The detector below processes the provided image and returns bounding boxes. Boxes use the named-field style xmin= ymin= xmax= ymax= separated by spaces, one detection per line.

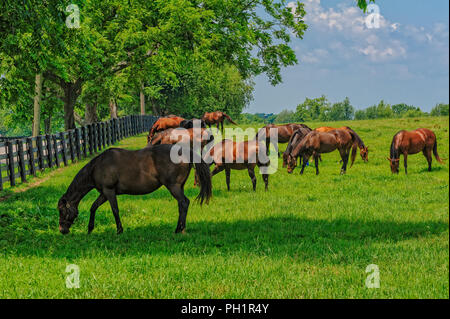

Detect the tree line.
xmin=266 ymin=96 xmax=449 ymax=124
xmin=0 ymin=0 xmax=310 ymax=136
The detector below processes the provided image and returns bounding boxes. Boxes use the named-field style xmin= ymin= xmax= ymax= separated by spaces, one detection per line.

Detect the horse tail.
xmin=223 ymin=113 xmax=237 ymax=125
xmin=433 ymin=139 xmax=444 ymax=164
xmin=350 ymin=143 xmax=358 ymax=168
xmin=190 ymin=150 xmax=212 ymax=205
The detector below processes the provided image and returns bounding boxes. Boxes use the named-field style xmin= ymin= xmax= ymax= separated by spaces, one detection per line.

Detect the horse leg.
xmin=103 ymin=188 xmax=123 ymax=234
xmin=339 ymin=149 xmax=348 ymax=175
xmin=248 ymin=166 xmax=257 ymax=191
xmin=262 ymin=173 xmax=269 ymax=191
xmin=221 ymin=121 xmax=224 ymax=135
xmin=423 ymin=148 xmax=432 ymax=171
xmin=216 ymin=122 xmax=220 ymax=134
xmin=211 ymin=165 xmax=224 ymax=177
xmin=225 ymin=166 xmax=231 ymax=191
xmin=300 ymin=155 xmax=308 ymax=175
xmin=403 ymin=152 xmax=408 ymax=174
xmin=88 ymin=193 xmax=107 ymax=234
xmin=315 ymin=155 xmax=320 ymax=175
xmin=167 ymin=184 xmax=190 ymax=234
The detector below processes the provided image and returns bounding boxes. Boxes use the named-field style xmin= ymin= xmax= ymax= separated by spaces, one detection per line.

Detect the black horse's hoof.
xmin=117 ymin=228 xmax=123 ymax=235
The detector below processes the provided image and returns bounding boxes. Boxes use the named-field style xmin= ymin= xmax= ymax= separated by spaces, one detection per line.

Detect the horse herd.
xmin=58 ymin=111 xmax=444 ymax=236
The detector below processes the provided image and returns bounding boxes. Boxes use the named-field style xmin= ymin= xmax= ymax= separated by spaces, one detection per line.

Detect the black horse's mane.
xmin=64 ymin=153 xmax=103 ymax=198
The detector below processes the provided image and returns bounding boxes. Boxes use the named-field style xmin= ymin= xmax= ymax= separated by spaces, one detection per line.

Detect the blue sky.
xmin=248 ymin=0 xmax=449 ymax=113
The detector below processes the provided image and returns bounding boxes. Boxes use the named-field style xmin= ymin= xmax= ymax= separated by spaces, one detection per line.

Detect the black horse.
xmin=58 ymin=144 xmax=212 ymax=235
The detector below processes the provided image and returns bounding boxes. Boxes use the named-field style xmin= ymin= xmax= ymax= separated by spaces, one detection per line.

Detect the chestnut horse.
xmin=57 ymin=145 xmax=212 ymax=235
xmin=388 ymin=128 xmax=444 ymax=174
xmin=148 ymin=116 xmax=185 ymax=141
xmin=149 ymin=127 xmax=214 ymax=150
xmin=202 ymin=111 xmax=237 ymax=134
xmin=204 ymin=139 xmax=270 ymax=191
xmin=315 ymin=126 xmax=368 ymax=164
xmin=286 ymin=130 xmax=356 ymax=175
xmin=256 ymin=123 xmax=312 ymax=156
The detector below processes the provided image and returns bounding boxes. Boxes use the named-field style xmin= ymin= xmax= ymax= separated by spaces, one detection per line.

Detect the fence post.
xmin=52 ymin=135 xmax=60 ymax=168
xmin=60 ymin=132 xmax=68 ymax=166
xmin=16 ymin=139 xmax=27 ymax=183
xmin=6 ymin=141 xmax=15 ymax=187
xmin=87 ymin=124 xmax=93 ymax=154
xmin=81 ymin=126 xmax=87 ymax=158
xmin=26 ymin=138 xmax=36 ymax=177
xmin=75 ymin=128 xmax=81 ymax=160
xmin=68 ymin=130 xmax=76 ymax=163
xmin=36 ymin=135 xmax=45 ymax=171
xmin=45 ymin=134 xmax=53 ymax=168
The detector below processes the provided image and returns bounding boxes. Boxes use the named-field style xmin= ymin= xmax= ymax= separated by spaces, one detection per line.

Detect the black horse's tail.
xmin=433 ymin=139 xmax=444 ymax=164
xmin=190 ymin=149 xmax=212 ymax=205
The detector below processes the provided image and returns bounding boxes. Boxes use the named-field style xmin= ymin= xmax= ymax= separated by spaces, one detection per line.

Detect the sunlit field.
xmin=0 ymin=116 xmax=448 ymax=298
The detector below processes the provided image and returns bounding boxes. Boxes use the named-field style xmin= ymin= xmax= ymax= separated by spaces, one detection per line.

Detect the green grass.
xmin=0 ymin=117 xmax=448 ymax=298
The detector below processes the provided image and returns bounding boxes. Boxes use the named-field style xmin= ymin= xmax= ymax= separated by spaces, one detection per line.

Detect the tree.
xmin=328 ymin=97 xmax=354 ymax=121
xmin=295 ymin=95 xmax=330 ymax=122
xmin=431 ymin=103 xmax=449 ymax=116
xmin=275 ymin=109 xmax=296 ymax=124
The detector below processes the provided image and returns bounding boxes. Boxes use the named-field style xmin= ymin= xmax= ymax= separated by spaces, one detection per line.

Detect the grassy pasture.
xmin=0 ymin=117 xmax=448 ymax=298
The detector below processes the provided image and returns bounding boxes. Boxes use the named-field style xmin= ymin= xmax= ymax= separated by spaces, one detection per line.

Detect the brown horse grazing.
xmin=202 ymin=111 xmax=237 ymax=134
xmin=179 ymin=119 xmax=207 ymax=129
xmin=148 ymin=116 xmax=185 ymax=141
xmin=203 ymin=139 xmax=270 ymax=191
xmin=149 ymin=127 xmax=214 ymax=150
xmin=282 ymin=127 xmax=313 ymax=168
xmin=388 ymin=128 xmax=444 ymax=174
xmin=256 ymin=123 xmax=312 ymax=156
xmin=315 ymin=126 xmax=369 ymax=164
xmin=287 ymin=130 xmax=356 ymax=175
xmin=57 ymin=145 xmax=212 ymax=235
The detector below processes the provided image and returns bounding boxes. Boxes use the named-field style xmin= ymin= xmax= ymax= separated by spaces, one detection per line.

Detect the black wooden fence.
xmin=0 ymin=115 xmax=157 ymax=191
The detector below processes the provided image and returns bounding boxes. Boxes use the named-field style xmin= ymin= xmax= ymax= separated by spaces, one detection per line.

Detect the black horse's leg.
xmin=211 ymin=165 xmax=224 ymax=177
xmin=262 ymin=173 xmax=269 ymax=191
xmin=315 ymin=155 xmax=320 ymax=175
xmin=103 ymin=188 xmax=123 ymax=234
xmin=339 ymin=149 xmax=348 ymax=175
xmin=216 ymin=122 xmax=220 ymax=134
xmin=221 ymin=121 xmax=224 ymax=135
xmin=248 ymin=166 xmax=257 ymax=191
xmin=88 ymin=193 xmax=107 ymax=234
xmin=403 ymin=152 xmax=408 ymax=175
xmin=167 ymin=184 xmax=190 ymax=234
xmin=225 ymin=167 xmax=231 ymax=191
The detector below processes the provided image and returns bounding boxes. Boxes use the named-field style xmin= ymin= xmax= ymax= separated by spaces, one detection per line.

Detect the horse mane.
xmin=345 ymin=126 xmax=365 ymax=148
xmin=390 ymin=131 xmax=404 ymax=159
xmin=64 ymin=153 xmax=102 ymax=200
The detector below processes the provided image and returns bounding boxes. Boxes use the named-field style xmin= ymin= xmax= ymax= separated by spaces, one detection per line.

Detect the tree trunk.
xmin=32 ymin=73 xmax=43 ymax=136
xmin=140 ymin=84 xmax=145 ymax=115
xmin=109 ymin=98 xmax=118 ymax=119
xmin=62 ymin=80 xmax=82 ymax=131
xmin=44 ymin=116 xmax=51 ymax=135
xmin=85 ymin=103 xmax=98 ymax=124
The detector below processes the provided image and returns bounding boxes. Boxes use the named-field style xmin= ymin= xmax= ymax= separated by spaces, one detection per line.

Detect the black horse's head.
xmin=58 ymin=196 xmax=78 ymax=234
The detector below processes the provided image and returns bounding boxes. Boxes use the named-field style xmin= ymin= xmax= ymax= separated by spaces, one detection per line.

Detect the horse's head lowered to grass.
xmin=58 ymin=196 xmax=78 ymax=235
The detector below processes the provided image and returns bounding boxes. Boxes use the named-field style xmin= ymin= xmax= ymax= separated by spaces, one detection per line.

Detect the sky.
xmin=248 ymin=0 xmax=449 ymax=113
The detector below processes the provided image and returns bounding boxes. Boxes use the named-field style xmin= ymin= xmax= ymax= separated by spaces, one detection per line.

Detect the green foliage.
xmin=431 ymin=103 xmax=449 ymax=117
xmin=275 ymin=109 xmax=296 ymax=124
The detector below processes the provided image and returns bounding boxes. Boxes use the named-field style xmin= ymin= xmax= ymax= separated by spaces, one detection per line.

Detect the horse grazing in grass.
xmin=148 ymin=116 xmax=185 ymax=141
xmin=149 ymin=127 xmax=214 ymax=150
xmin=315 ymin=126 xmax=369 ymax=164
xmin=57 ymin=145 xmax=212 ymax=235
xmin=388 ymin=128 xmax=444 ymax=174
xmin=256 ymin=123 xmax=312 ymax=156
xmin=286 ymin=130 xmax=356 ymax=175
xmin=203 ymin=139 xmax=270 ymax=191
xmin=202 ymin=111 xmax=237 ymax=134
xmin=282 ymin=127 xmax=313 ymax=168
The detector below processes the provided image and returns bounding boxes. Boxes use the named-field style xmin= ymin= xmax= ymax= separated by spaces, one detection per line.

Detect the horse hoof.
xmin=117 ymin=228 xmax=123 ymax=235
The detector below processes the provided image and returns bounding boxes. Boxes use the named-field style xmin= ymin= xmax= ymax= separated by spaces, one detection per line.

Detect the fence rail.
xmin=0 ymin=114 xmax=157 ymax=191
